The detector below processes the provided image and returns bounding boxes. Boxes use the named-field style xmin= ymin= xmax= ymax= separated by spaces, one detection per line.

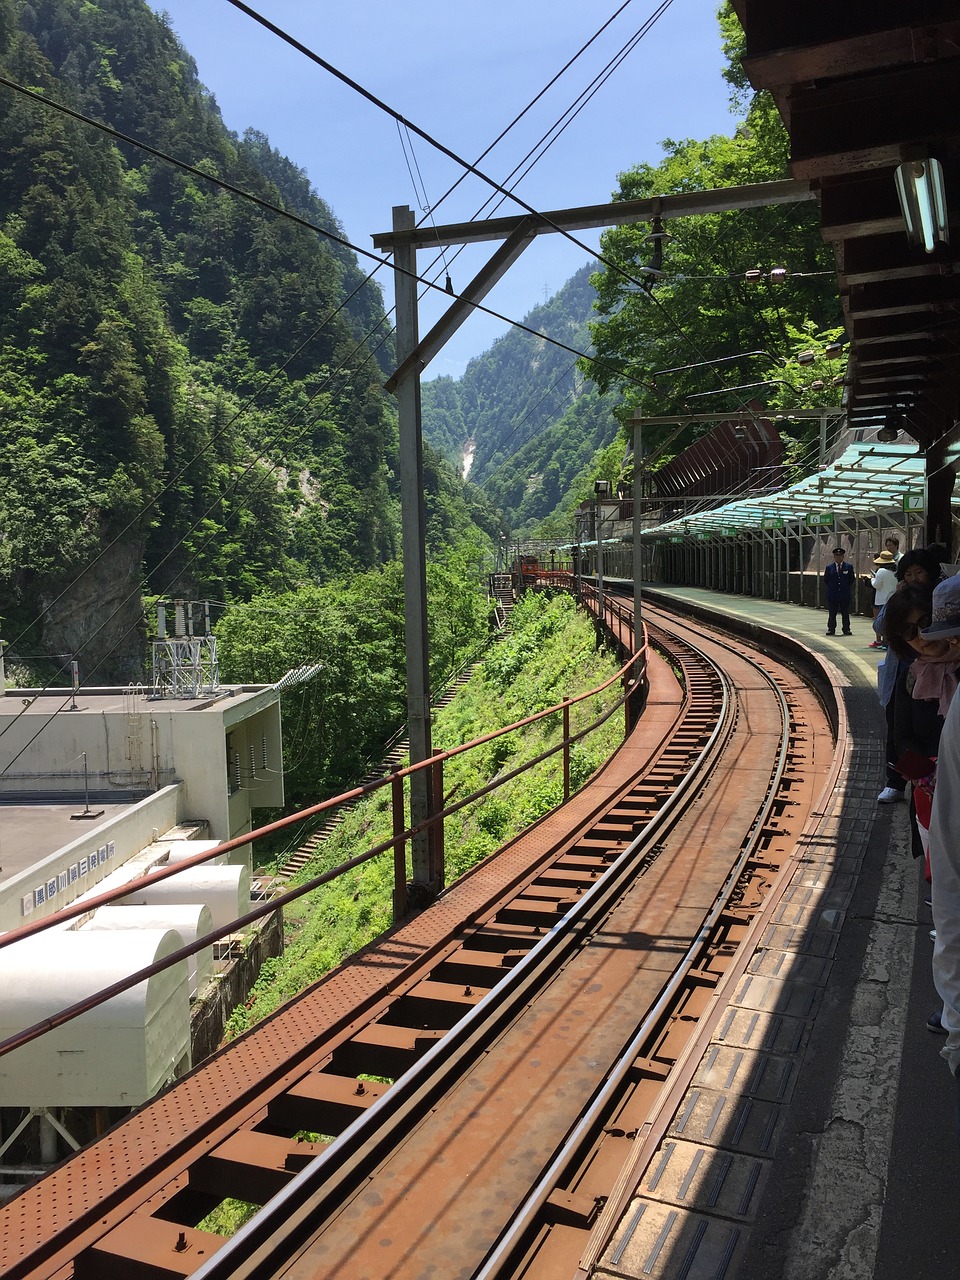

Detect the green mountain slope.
xmin=0 ymin=0 xmax=495 ymax=681
xmin=421 ymin=263 xmax=622 ymax=535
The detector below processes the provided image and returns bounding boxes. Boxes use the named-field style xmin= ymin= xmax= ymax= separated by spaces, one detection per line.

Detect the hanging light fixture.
xmin=876 ymin=411 xmax=904 ymax=443
xmin=894 ymin=158 xmax=949 ymax=253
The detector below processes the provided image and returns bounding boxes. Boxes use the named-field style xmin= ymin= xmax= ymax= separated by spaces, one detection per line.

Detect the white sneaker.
xmin=877 ymin=787 xmax=905 ymax=803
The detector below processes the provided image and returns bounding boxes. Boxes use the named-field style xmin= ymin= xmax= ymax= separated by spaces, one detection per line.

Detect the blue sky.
xmin=148 ymin=0 xmax=735 ymax=377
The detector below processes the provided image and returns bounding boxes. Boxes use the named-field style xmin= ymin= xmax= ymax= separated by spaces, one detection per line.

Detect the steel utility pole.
xmin=632 ymin=421 xmax=644 ymax=657
xmin=391 ymin=205 xmax=436 ymax=893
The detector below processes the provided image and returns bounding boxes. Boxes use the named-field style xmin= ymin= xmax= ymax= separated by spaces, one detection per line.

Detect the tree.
xmin=583 ymin=3 xmax=842 ymax=470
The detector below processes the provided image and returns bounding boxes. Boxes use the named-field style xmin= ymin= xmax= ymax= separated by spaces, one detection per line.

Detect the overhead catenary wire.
xmin=221 ymin=0 xmax=779 ymax=422
xmin=0 ymin=1 xmax=833 ymax=765
xmin=413 ymin=0 xmax=675 ymax=294
xmin=0 ymin=11 xmax=685 ymax=756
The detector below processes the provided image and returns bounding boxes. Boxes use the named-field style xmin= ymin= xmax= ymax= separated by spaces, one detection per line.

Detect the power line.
xmin=0 ymin=4 xmax=830 ymax=767
xmin=225 ymin=0 xmax=798 ymax=431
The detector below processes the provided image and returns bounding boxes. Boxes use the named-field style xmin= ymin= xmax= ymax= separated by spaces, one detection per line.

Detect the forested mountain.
xmin=422 ymin=263 xmax=622 ymax=535
xmin=0 ymin=0 xmax=496 ymax=685
xmin=424 ymin=4 xmax=843 ymax=542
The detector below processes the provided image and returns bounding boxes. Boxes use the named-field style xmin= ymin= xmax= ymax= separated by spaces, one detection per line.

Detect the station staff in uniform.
xmin=823 ymin=546 xmax=855 ymax=636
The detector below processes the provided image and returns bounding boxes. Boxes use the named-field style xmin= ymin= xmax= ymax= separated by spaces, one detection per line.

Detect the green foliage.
xmin=196 ymin=1197 xmax=259 ymax=1237
xmin=0 ymin=0 xmax=495 ymax=679
xmin=583 ymin=8 xmax=841 ymax=476
xmin=216 ymin=540 xmax=491 ymax=803
xmin=226 ymin=592 xmax=624 ymax=1037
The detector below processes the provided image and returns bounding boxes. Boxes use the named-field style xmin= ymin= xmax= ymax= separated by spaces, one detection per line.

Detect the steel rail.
xmin=0 ymin=626 xmax=714 ymax=1280
xmin=472 ymin=609 xmax=794 ymax=1278
xmin=189 ymin=632 xmax=736 ymax=1279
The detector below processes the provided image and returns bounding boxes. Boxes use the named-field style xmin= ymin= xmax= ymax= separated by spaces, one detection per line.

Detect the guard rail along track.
xmin=0 ymin=598 xmax=835 ymax=1280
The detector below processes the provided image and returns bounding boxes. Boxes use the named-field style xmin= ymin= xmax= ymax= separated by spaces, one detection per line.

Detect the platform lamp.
xmin=894 ymin=158 xmax=949 ymax=253
xmin=876 ymin=412 xmax=903 ymax=444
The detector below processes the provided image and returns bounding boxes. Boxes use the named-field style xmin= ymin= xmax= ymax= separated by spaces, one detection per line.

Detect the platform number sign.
xmin=903 ymin=492 xmax=924 ymax=512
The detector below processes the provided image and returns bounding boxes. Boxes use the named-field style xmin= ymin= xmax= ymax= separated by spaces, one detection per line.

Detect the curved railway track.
xmin=2 ymin=601 xmax=835 ymax=1280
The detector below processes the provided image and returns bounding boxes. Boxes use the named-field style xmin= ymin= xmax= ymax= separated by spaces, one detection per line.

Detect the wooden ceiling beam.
xmin=854 ymin=355 xmax=940 ymax=369
xmin=819 ymin=174 xmax=905 ymax=241
xmin=844 ymin=262 xmax=957 ymax=287
xmin=743 ymin=21 xmax=960 ymax=91
xmin=789 ymin=62 xmax=960 ymax=178
xmin=844 ymin=277 xmax=960 ymax=318
xmin=731 ymin=1 xmax=958 ymax=61
xmin=840 ymin=229 xmax=959 ymax=273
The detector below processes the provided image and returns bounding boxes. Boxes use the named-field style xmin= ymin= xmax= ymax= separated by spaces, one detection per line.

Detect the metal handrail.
xmin=0 ymin=633 xmax=648 ymax=1059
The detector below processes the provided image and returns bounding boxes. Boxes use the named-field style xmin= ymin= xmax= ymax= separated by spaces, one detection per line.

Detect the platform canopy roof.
xmin=642 ymin=442 xmax=930 ymax=538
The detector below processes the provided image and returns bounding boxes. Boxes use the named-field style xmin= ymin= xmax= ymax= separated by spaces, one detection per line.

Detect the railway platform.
xmin=627 ymin=584 xmax=959 ymax=1280
xmin=3 ymin=584 xmax=956 ymax=1280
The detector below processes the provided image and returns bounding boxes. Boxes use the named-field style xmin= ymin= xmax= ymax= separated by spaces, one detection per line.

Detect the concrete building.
xmin=0 ymin=668 xmax=285 ymax=1187
xmin=0 ymin=682 xmax=283 ymax=932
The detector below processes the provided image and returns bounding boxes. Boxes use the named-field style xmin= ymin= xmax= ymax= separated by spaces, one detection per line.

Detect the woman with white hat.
xmin=867 ymin=548 xmax=899 ymax=647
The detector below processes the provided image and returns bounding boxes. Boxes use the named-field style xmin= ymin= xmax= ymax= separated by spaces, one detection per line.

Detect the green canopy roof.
xmin=642 ymin=443 xmax=928 ymax=538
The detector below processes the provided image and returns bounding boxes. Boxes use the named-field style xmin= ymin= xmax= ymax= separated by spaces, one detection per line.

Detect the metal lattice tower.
xmin=150 ymin=601 xmax=221 ymax=699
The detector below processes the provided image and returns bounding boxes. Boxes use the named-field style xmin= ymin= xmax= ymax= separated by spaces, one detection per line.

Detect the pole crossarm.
xmin=372 ymin=178 xmax=816 ymax=250
xmin=385 ymin=218 xmax=539 ymax=394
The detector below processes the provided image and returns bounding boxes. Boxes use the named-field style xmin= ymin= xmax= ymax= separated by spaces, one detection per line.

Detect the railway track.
xmin=1 ymin=601 xmax=834 ymax=1280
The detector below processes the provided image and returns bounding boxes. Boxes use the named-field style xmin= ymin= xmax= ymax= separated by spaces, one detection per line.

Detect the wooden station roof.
xmin=731 ymin=2 xmax=960 ymax=452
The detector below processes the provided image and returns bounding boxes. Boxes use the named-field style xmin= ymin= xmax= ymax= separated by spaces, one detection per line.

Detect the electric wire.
xmin=0 ymin=7 xmax=836 ymax=766
xmin=228 ymin=0 xmax=808 ymax=438
xmin=223 ymin=0 xmax=778 ymax=418
xmin=413 ymin=3 xmax=675 ymax=302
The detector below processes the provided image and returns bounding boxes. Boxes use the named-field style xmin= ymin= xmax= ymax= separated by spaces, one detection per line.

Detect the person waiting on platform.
xmin=823 ymin=546 xmax=855 ymax=636
xmin=885 ymin=535 xmax=902 ymax=564
xmin=884 ymin=582 xmax=959 ymax=875
xmin=924 ymin=580 xmax=960 ymax=1099
xmin=866 ymin=549 xmax=898 ymax=647
xmin=876 ymin=547 xmax=942 ymax=803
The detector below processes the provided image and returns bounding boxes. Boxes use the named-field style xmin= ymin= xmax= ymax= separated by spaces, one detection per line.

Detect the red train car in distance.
xmin=511 ymin=555 xmax=540 ymax=588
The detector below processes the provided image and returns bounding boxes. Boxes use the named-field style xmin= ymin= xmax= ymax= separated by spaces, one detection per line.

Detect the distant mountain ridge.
xmin=421 ymin=263 xmax=623 ymax=534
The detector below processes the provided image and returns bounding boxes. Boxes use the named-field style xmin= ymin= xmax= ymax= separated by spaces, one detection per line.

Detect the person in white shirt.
xmin=867 ymin=549 xmax=898 ymax=648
